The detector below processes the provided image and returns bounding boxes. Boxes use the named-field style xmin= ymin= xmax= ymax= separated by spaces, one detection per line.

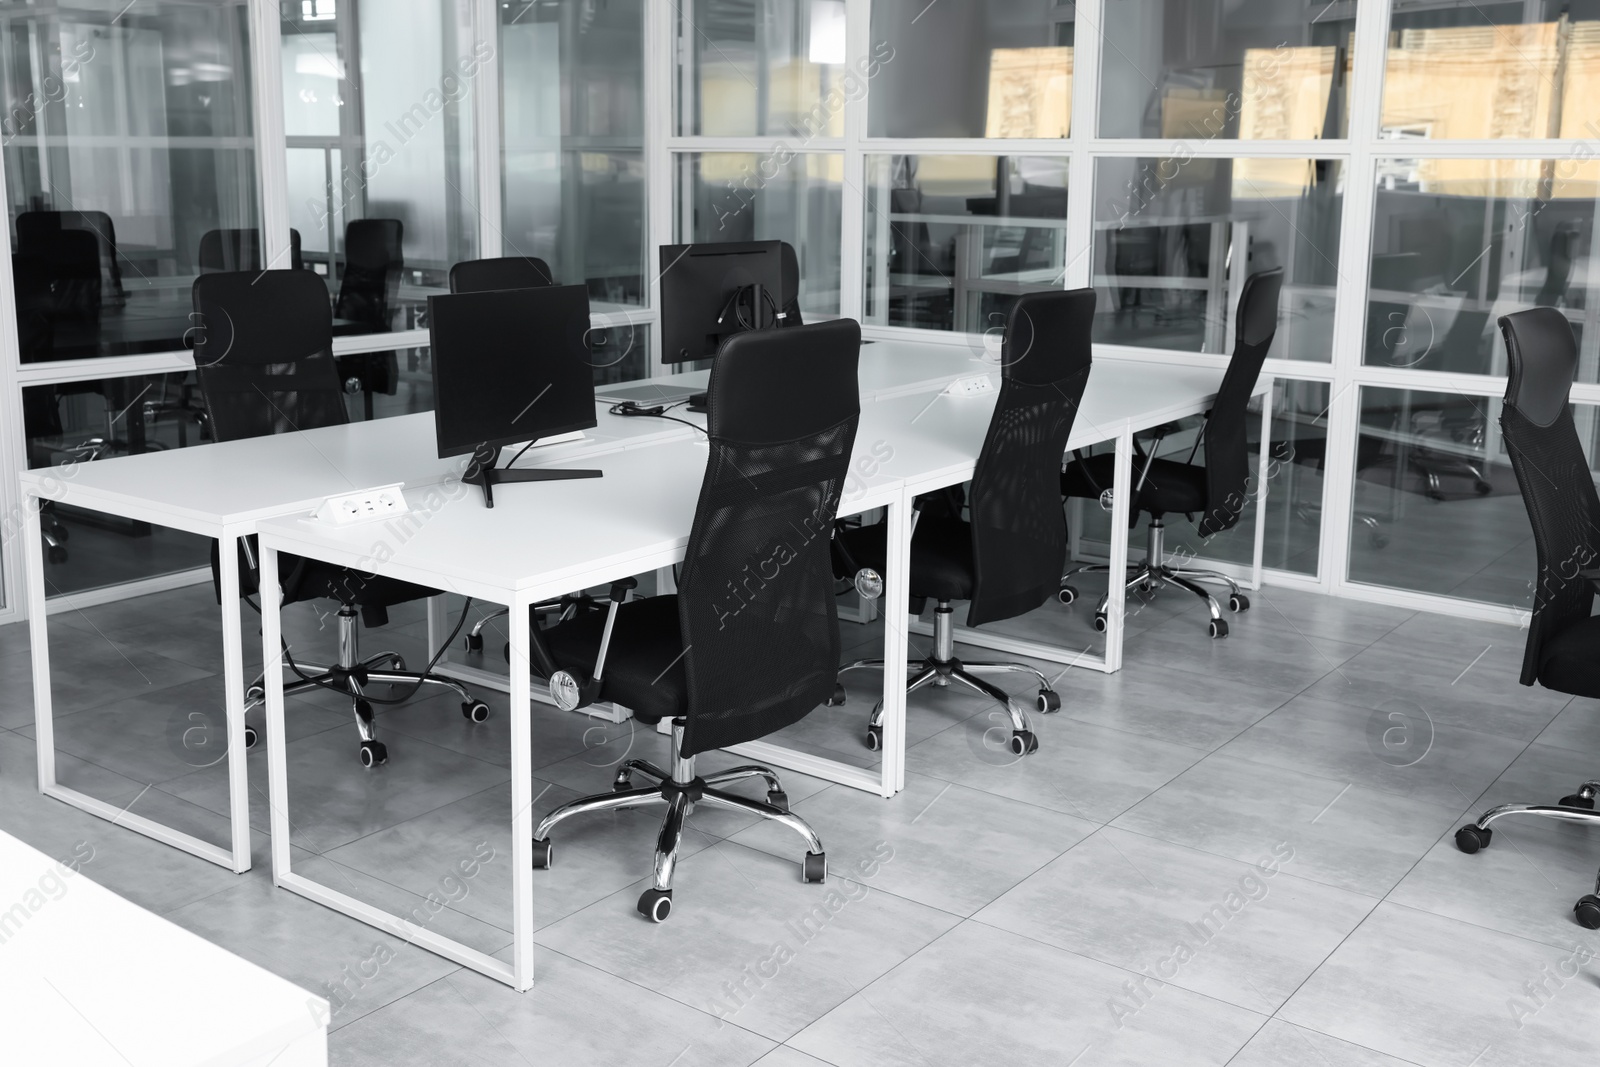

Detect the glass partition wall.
xmin=4 ymin=0 xmax=1596 ymax=627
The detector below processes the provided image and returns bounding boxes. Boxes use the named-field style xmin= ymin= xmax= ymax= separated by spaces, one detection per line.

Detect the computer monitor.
xmin=428 ymin=284 xmax=602 ymax=507
xmin=659 ymin=240 xmax=786 ymax=366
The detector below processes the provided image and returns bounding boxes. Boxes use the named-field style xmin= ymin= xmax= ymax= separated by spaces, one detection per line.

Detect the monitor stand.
xmin=686 ymin=392 xmax=709 ymax=413
xmin=465 ymin=443 xmax=602 ymax=509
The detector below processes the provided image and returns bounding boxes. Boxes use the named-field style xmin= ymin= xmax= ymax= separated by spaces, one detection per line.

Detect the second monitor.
xmin=659 ymin=241 xmax=786 ymax=409
xmin=428 ymin=284 xmax=601 ymax=508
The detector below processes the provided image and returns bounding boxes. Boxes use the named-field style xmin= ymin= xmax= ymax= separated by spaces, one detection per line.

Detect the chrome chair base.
xmin=245 ymin=606 xmax=486 ymax=766
xmin=1457 ymin=780 xmax=1600 ymax=928
xmin=1059 ymin=517 xmax=1248 ymax=639
xmin=836 ymin=600 xmax=1055 ymax=756
xmin=531 ymin=723 xmax=827 ymax=922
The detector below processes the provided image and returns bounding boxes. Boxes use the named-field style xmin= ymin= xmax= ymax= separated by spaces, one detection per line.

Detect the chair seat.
xmin=1538 ymin=615 xmax=1600 ymax=698
xmin=538 ymin=596 xmax=688 ymax=724
xmin=837 ymin=515 xmax=975 ymax=602
xmin=1061 ymin=453 xmax=1209 ymax=517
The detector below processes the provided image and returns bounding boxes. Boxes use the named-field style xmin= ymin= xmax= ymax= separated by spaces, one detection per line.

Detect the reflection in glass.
xmin=867 ymin=0 xmax=1072 ymax=139
xmin=1366 ymin=159 xmax=1597 ymax=379
xmin=2 ymin=2 xmax=257 ymax=360
xmin=677 ymin=153 xmax=843 ymax=318
xmin=1348 ymin=386 xmax=1542 ymax=608
xmin=864 ymin=154 xmax=1068 ymax=332
xmin=1092 ymin=157 xmax=1342 ymax=360
xmin=1100 ymin=1 xmax=1352 ymax=140
xmin=676 ymin=0 xmax=848 ymax=137
xmin=1384 ymin=2 xmax=1600 ymax=140
xmin=500 ymin=0 xmax=646 ymax=307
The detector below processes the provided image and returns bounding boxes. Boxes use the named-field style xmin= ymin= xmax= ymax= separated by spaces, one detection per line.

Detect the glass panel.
xmin=675 ymin=152 xmax=843 ymax=318
xmin=500 ymin=0 xmax=646 ymax=307
xmin=1092 ymin=156 xmax=1342 ymax=360
xmin=1366 ymin=158 xmax=1598 ymax=380
xmin=676 ymin=0 xmax=849 ymax=138
xmin=867 ymin=0 xmax=1073 ymax=139
xmin=280 ymin=0 xmax=479 ymax=340
xmin=1383 ymin=1 xmax=1600 ymax=140
xmin=1348 ymin=386 xmax=1532 ymax=608
xmin=3 ymin=2 xmax=256 ymax=361
xmin=23 ymin=375 xmax=212 ymax=595
xmin=1100 ymin=1 xmax=1353 ymax=140
xmin=863 ymin=154 xmax=1069 ymax=332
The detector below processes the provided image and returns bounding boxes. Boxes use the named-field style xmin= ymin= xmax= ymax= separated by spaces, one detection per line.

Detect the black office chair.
xmin=832 ymin=288 xmax=1095 ymax=756
xmin=198 ymin=228 xmax=305 ymax=272
xmin=448 ymin=255 xmax=554 ymax=293
xmin=1456 ymin=306 xmax=1600 ymax=928
xmin=193 ymin=269 xmax=489 ymax=766
xmin=17 ymin=209 xmax=126 ymax=309
xmin=334 ymin=218 xmax=405 ymax=418
xmin=779 ymin=240 xmax=803 ymax=326
xmin=521 ymin=318 xmax=861 ymax=922
xmin=447 ymin=255 xmax=560 ymax=653
xmin=1060 ymin=267 xmax=1284 ymax=639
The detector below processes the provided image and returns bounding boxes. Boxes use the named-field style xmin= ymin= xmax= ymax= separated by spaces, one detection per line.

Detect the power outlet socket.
xmin=313 ymin=484 xmax=410 ymax=526
xmin=944 ymin=374 xmax=996 ymax=398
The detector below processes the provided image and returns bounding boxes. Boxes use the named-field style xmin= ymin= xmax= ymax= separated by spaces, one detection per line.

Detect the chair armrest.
xmin=544 ymin=577 xmax=637 ymax=711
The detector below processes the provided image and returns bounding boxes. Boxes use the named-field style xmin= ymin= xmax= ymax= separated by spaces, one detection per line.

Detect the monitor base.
xmin=466 ymin=444 xmax=602 ymax=509
xmin=686 ymin=392 xmax=709 ymax=413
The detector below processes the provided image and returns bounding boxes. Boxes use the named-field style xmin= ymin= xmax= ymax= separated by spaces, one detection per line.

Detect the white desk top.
xmin=255 ymin=361 xmax=1249 ymax=604
xmin=0 ymin=829 xmax=325 ymax=1066
xmin=20 ymin=340 xmax=996 ymax=531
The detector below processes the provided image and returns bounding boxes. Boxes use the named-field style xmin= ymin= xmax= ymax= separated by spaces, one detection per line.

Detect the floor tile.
xmin=1121 ymin=615 xmax=1366 ymax=695
xmin=1052 ymin=661 xmax=1290 ymax=751
xmin=1227 ymin=1019 xmax=1424 ymax=1067
xmin=975 ymin=827 xmax=1377 ymax=1014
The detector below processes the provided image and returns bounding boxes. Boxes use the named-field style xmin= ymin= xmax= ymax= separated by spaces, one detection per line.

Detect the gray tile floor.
xmin=4 ymin=579 xmax=1600 ymax=1066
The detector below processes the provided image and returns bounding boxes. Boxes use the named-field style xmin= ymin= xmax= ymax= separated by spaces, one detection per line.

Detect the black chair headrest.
xmin=1002 ymin=288 xmax=1096 ymax=386
xmin=1500 ymin=306 xmax=1577 ymax=428
xmin=709 ymin=319 xmax=861 ymax=443
xmin=1236 ymin=268 xmax=1284 ymax=349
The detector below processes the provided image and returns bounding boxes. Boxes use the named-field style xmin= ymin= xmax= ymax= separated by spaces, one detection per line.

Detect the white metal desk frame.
xmin=254 ymin=447 xmax=911 ymax=992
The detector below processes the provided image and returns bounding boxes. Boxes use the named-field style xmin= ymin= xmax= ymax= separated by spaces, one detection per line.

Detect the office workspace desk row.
xmin=247 ymin=357 xmax=1271 ymax=991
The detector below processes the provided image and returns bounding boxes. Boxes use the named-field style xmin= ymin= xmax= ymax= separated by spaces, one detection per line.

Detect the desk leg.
xmin=879 ymin=489 xmax=912 ymax=797
xmin=507 ymin=598 xmax=536 ymax=991
xmin=218 ymin=529 xmax=252 ymax=873
xmin=426 ymin=595 xmax=448 ymax=657
xmin=1104 ymin=429 xmax=1135 ymax=673
xmin=23 ymin=491 xmax=55 ymax=794
xmin=261 ymin=545 xmax=294 ymax=882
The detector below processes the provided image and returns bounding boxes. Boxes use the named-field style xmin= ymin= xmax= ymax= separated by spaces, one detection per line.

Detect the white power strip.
xmin=944 ymin=374 xmax=997 ymax=398
xmin=312 ymin=483 xmax=410 ymax=526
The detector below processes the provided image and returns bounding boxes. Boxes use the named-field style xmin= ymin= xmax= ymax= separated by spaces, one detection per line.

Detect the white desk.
xmin=250 ymin=359 xmax=1266 ymax=989
xmin=18 ymin=341 xmax=994 ymax=874
xmin=0 ymin=829 xmax=327 ymax=1066
xmin=253 ymin=436 xmax=912 ymax=991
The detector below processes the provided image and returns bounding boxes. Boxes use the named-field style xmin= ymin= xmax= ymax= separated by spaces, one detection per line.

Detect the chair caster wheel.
xmin=825 ymin=683 xmax=846 ymax=707
xmin=1474 ymin=480 xmax=1493 ymax=496
xmin=767 ymin=790 xmax=789 ymax=812
xmin=531 ymin=838 xmax=552 ymax=869
xmin=388 ymin=655 xmax=406 ymax=672
xmin=864 ymin=725 xmax=882 ymax=751
xmin=47 ymin=545 xmax=67 ymax=565
xmin=359 ymin=740 xmax=387 ymax=768
xmin=1560 ymin=793 xmax=1595 ymax=809
xmin=53 ymin=526 xmax=68 ymax=543
xmin=1208 ymin=618 xmax=1229 ymax=639
xmin=244 ymin=725 xmax=258 ymax=749
xmin=1092 ymin=612 xmax=1108 ymax=633
xmin=1454 ymin=824 xmax=1491 ymax=853
xmin=1576 ymin=895 xmax=1600 ymax=929
xmin=245 ymin=684 xmax=265 ymax=704
xmin=1036 ymin=689 xmax=1060 ymax=713
xmin=1057 ymin=585 xmax=1078 ymax=606
xmin=802 ymin=851 xmax=827 ymax=883
xmin=638 ymin=888 xmax=672 ymax=922
xmin=612 ymin=775 xmax=632 ymax=792
xmin=1370 ymin=534 xmax=1390 ymax=550
xmin=464 ymin=632 xmax=483 ymax=654
xmin=462 ymin=700 xmax=490 ymax=723
xmin=1229 ymin=594 xmax=1250 ymax=613
xmin=1010 ymin=730 xmax=1038 ymax=756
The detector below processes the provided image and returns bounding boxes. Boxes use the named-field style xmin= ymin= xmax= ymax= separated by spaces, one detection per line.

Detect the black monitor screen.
xmin=428 ymin=284 xmax=598 ymax=459
xmin=659 ymin=240 xmax=784 ymax=364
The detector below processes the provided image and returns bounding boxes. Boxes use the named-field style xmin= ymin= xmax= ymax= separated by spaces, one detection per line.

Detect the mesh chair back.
xmin=192 ymin=270 xmax=348 ymax=441
xmin=676 ymin=318 xmax=861 ymax=757
xmin=199 ymin=228 xmax=304 ymax=272
xmin=966 ymin=288 xmax=1095 ymax=627
xmin=448 ymin=256 xmax=555 ymax=293
xmin=334 ymin=219 xmax=403 ymax=328
xmin=1498 ymin=307 xmax=1600 ymax=686
xmin=1197 ymin=268 xmax=1284 ymax=538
